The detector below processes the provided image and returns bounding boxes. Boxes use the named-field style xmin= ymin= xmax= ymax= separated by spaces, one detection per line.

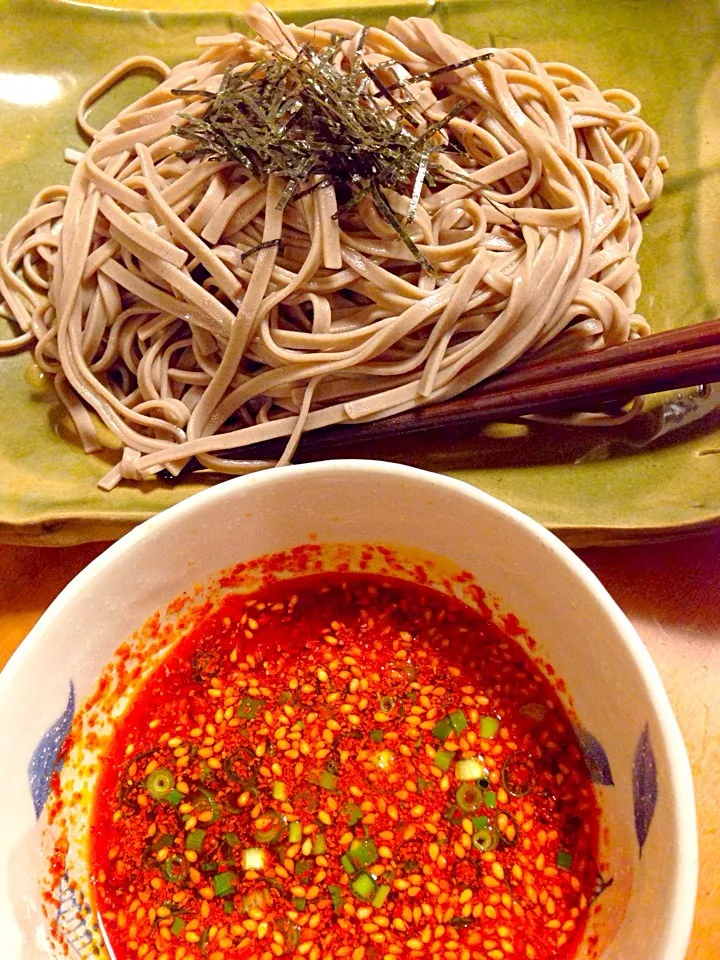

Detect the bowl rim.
xmin=0 ymin=459 xmax=698 ymax=959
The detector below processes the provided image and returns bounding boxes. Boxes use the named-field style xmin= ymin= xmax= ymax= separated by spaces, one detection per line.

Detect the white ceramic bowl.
xmin=0 ymin=461 xmax=697 ymax=959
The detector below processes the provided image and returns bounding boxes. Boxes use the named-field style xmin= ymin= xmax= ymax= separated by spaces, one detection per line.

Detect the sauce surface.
xmin=91 ymin=574 xmax=599 ymax=960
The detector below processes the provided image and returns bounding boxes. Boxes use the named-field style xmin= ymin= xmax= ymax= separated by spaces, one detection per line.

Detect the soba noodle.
xmin=0 ymin=4 xmax=666 ymax=488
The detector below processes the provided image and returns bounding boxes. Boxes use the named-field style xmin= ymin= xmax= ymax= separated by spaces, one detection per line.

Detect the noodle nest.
xmin=0 ymin=3 xmax=666 ymax=489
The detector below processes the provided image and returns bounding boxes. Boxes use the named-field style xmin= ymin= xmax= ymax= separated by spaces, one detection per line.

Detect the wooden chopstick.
xmin=220 ymin=318 xmax=720 ymax=462
xmin=474 ymin=317 xmax=720 ymax=395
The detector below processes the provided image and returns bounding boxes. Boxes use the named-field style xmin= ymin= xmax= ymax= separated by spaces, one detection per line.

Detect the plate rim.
xmin=1 ymin=0 xmax=719 ymax=547
xmin=2 ymin=489 xmax=720 ymax=547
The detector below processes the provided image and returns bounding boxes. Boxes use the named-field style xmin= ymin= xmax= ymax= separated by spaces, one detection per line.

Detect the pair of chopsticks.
xmin=226 ymin=318 xmax=720 ymax=461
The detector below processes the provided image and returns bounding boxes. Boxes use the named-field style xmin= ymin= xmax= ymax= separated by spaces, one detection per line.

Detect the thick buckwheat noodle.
xmin=0 ymin=3 xmax=666 ymax=489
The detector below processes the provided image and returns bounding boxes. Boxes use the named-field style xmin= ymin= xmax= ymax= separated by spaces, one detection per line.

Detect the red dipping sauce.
xmin=90 ymin=573 xmax=599 ymax=960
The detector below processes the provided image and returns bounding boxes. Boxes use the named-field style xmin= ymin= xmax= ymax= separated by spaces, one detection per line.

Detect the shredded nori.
xmin=173 ymin=35 xmax=494 ymax=266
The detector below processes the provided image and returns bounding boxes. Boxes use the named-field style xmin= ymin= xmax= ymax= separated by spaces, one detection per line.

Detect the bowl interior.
xmin=0 ymin=461 xmax=696 ymax=959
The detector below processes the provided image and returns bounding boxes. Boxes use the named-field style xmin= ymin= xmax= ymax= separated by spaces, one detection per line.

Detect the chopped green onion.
xmin=224 ymin=832 xmax=241 ymax=848
xmin=472 ymin=827 xmax=499 ymax=853
xmin=341 ymin=853 xmax=355 ymax=876
xmin=145 ymin=768 xmax=175 ymax=801
xmin=278 ymin=917 xmax=303 ymax=950
xmin=309 ymin=768 xmax=339 ymax=790
xmin=237 ymin=697 xmax=265 ymax=720
xmin=449 ymin=709 xmax=468 ymax=734
xmin=484 ymin=790 xmax=497 ymax=809
xmin=272 ymin=780 xmax=288 ymax=802
xmin=295 ymin=860 xmax=313 ymax=876
xmin=444 ymin=803 xmax=461 ymax=822
xmin=288 ymin=821 xmax=303 ymax=844
xmin=432 ymin=716 xmax=453 ymax=741
xmin=370 ymin=729 xmax=384 ymax=744
xmin=319 ymin=770 xmax=338 ymax=791
xmin=185 ymin=829 xmax=206 ymax=852
xmin=556 ymin=849 xmax=574 ymax=871
xmin=456 ymin=783 xmax=484 ymax=814
xmin=244 ymin=888 xmax=272 ymax=912
xmin=171 ymin=916 xmax=186 ymax=935
xmin=149 ymin=833 xmax=176 ymax=853
xmin=312 ymin=834 xmax=327 ymax=855
xmin=417 ymin=777 xmax=432 ymax=792
xmin=342 ymin=802 xmax=363 ymax=826
xmin=455 ymin=758 xmax=486 ymax=782
xmin=348 ymin=836 xmax=378 ymax=869
xmin=266 ymin=875 xmax=286 ymax=894
xmin=350 ymin=871 xmax=378 ymax=901
xmin=434 ymin=749 xmax=454 ymax=772
xmin=392 ymin=662 xmax=418 ymax=682
xmin=293 ymin=789 xmax=318 ymax=813
xmin=242 ymin=848 xmax=266 ymax=871
xmin=293 ymin=897 xmax=307 ymax=911
xmin=222 ymin=747 xmax=256 ymax=785
xmin=329 ymin=885 xmax=345 ymax=912
xmin=501 ymin=753 xmax=534 ymax=797
xmin=224 ymin=900 xmax=234 ymax=915
xmin=212 ymin=871 xmax=237 ymax=898
xmin=471 ymin=816 xmax=490 ymax=831
xmin=166 ymin=788 xmax=183 ymax=806
xmin=480 ymin=716 xmax=500 ymax=739
xmin=372 ymin=883 xmax=391 ymax=908
xmin=191 ymin=788 xmax=221 ymax=824
xmin=254 ymin=809 xmax=286 ymax=844
xmin=278 ymin=691 xmax=293 ymax=705
xmin=161 ymin=855 xmax=188 ymax=884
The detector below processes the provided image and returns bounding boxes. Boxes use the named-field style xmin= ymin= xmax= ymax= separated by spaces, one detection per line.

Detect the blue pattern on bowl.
xmin=28 ymin=681 xmax=75 ymax=819
xmin=574 ymin=725 xmax=615 ymax=786
xmin=57 ymin=873 xmax=98 ymax=958
xmin=633 ymin=723 xmax=658 ymax=855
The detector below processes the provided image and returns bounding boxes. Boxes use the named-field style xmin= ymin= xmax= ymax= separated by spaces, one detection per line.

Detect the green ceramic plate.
xmin=1 ymin=0 xmax=720 ymax=546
